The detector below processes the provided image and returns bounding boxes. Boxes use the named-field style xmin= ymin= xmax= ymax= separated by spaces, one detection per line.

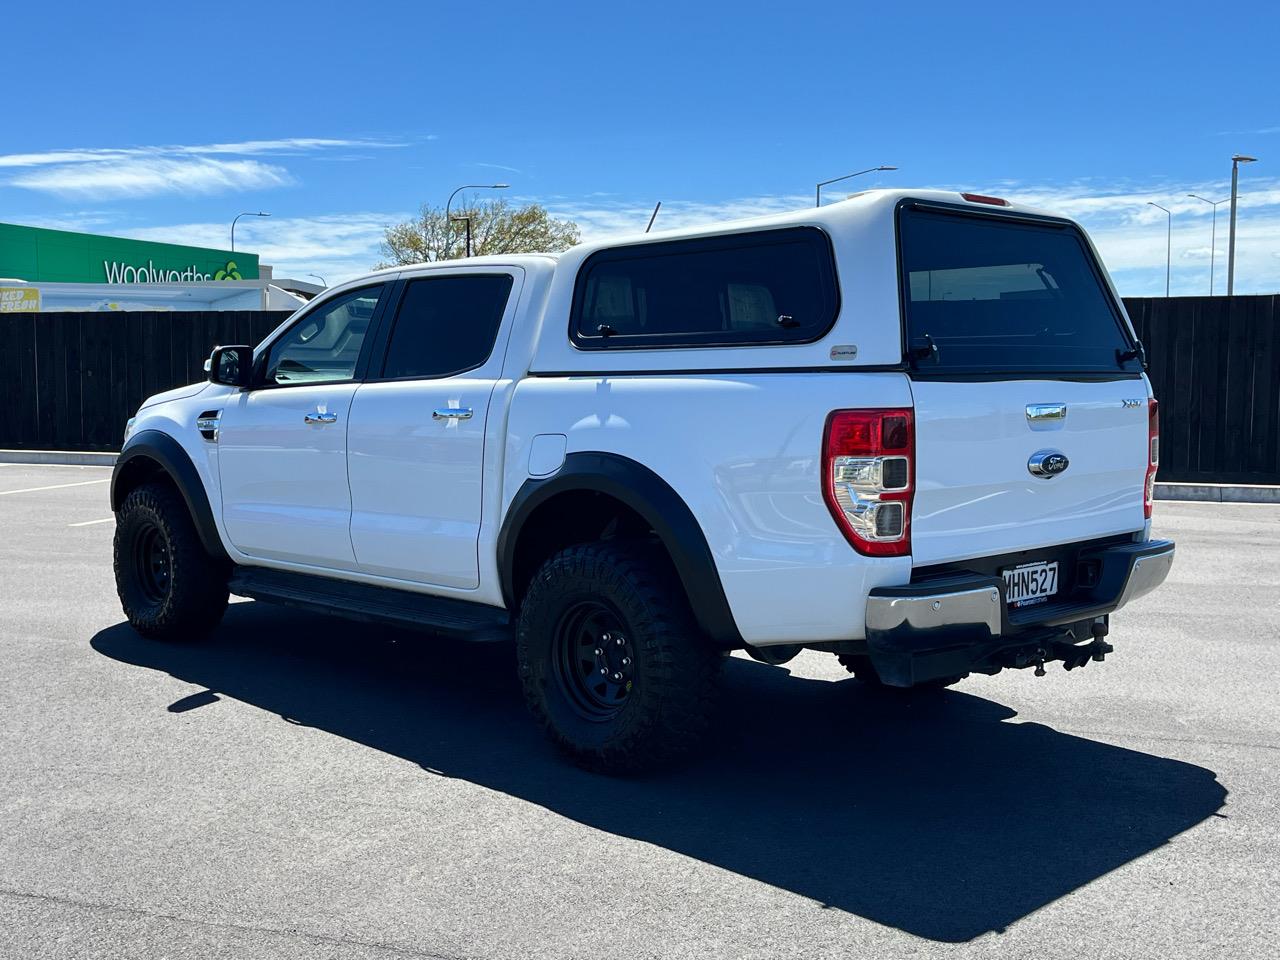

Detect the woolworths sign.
xmin=0 ymin=222 xmax=259 ymax=284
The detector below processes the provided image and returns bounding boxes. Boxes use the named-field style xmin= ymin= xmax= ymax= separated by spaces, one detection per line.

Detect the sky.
xmin=3 ymin=0 xmax=1279 ymax=295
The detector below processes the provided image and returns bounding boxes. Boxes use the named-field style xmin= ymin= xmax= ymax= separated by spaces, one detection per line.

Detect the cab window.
xmin=264 ymin=285 xmax=384 ymax=385
xmin=378 ymin=274 xmax=514 ymax=380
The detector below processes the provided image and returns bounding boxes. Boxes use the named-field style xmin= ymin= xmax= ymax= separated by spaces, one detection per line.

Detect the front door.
xmin=218 ymin=283 xmax=388 ymax=569
xmin=347 ymin=270 xmax=520 ymax=588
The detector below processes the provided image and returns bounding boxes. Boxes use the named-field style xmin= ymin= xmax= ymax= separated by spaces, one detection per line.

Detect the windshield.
xmin=899 ymin=206 xmax=1139 ymax=374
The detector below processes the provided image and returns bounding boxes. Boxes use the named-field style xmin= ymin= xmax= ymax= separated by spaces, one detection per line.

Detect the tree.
xmin=377 ymin=199 xmax=581 ymax=266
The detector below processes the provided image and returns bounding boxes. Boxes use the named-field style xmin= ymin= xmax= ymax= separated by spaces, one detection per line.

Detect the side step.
xmin=228 ymin=566 xmax=512 ymax=642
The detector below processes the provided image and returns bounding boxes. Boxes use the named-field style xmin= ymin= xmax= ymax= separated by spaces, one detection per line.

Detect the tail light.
xmin=1145 ymin=398 xmax=1159 ymax=518
xmin=822 ymin=408 xmax=914 ymax=557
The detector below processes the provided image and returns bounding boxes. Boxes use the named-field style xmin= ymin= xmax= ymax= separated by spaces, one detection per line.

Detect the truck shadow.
xmin=91 ymin=602 xmax=1225 ymax=943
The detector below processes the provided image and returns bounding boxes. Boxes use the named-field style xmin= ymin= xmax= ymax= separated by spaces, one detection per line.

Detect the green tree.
xmin=377 ymin=199 xmax=581 ymax=266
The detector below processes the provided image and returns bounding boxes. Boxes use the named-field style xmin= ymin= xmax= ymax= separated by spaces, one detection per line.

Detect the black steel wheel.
xmin=114 ymin=481 xmax=229 ymax=641
xmin=552 ymin=600 xmax=636 ymax=721
xmin=517 ymin=541 xmax=722 ymax=774
xmin=131 ymin=522 xmax=173 ymax=605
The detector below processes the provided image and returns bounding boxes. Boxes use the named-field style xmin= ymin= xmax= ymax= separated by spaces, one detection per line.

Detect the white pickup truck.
xmin=112 ymin=189 xmax=1174 ymax=772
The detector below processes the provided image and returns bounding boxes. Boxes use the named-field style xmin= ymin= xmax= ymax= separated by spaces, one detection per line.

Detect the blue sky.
xmin=4 ymin=0 xmax=1279 ymax=294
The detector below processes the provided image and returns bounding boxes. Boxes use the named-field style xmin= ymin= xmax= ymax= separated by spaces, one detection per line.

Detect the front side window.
xmin=265 ymin=285 xmax=384 ymax=385
xmin=571 ymin=227 xmax=839 ymax=348
xmin=379 ymin=274 xmax=515 ymax=380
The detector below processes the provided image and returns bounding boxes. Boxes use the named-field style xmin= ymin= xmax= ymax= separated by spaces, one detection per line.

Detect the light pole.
xmin=307 ymin=273 xmax=327 ymax=287
xmin=1147 ymin=202 xmax=1172 ymax=297
xmin=1227 ymin=154 xmax=1257 ymax=295
xmin=445 ymin=183 xmax=508 ymax=257
xmin=1187 ymin=194 xmax=1228 ymax=295
xmin=816 ymin=165 xmax=897 ymax=207
xmin=450 ymin=216 xmax=473 ymax=261
xmin=230 ymin=211 xmax=270 ymax=252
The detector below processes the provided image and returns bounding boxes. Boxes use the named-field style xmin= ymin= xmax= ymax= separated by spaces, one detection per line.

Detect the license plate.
xmin=1002 ymin=560 xmax=1059 ymax=607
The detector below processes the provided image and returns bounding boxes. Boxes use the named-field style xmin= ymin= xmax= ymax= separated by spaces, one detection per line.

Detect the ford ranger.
xmin=111 ymin=189 xmax=1175 ymax=772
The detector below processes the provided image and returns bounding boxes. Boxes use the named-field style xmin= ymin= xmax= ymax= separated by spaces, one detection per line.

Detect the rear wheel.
xmin=516 ymin=542 xmax=721 ymax=774
xmin=837 ymin=654 xmax=965 ymax=691
xmin=114 ymin=482 xmax=228 ymax=641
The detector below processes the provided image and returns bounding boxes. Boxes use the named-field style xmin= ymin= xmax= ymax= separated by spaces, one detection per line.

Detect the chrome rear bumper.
xmin=864 ymin=539 xmax=1175 ymax=686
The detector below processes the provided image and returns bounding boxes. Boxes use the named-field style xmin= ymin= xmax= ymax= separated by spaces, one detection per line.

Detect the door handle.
xmin=304 ymin=411 xmax=338 ymax=424
xmin=432 ymin=407 xmax=474 ymax=421
xmin=1026 ymin=403 xmax=1067 ymax=422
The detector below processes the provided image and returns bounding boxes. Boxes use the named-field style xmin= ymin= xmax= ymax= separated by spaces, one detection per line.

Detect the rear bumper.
xmin=865 ymin=539 xmax=1175 ymax=686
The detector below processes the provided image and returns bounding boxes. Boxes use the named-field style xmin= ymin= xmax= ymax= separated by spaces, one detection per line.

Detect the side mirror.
xmin=208 ymin=345 xmax=254 ymax=387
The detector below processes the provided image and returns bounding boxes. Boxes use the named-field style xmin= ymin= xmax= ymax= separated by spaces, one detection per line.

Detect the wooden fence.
xmin=1124 ymin=295 xmax=1278 ymax=485
xmin=0 ymin=311 xmax=291 ymax=452
xmin=1 ymin=299 xmax=1277 ymax=484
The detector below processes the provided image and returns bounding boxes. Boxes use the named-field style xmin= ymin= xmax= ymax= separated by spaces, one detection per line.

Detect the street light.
xmin=1147 ymin=202 xmax=1172 ymax=298
xmin=1227 ymin=154 xmax=1258 ymax=296
xmin=445 ymin=183 xmax=509 ymax=257
xmin=816 ymin=165 xmax=897 ymax=207
xmin=1187 ymin=194 xmax=1228 ymax=295
xmin=307 ymin=273 xmax=328 ymax=287
xmin=450 ymin=216 xmax=473 ymax=263
xmin=230 ymin=211 xmax=270 ymax=252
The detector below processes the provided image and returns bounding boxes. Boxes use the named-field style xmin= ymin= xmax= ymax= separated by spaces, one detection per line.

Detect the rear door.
xmin=898 ymin=202 xmax=1151 ymax=566
xmin=346 ymin=269 xmax=521 ymax=588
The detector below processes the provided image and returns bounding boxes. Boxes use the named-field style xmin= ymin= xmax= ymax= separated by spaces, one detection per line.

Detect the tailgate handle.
xmin=1026 ymin=403 xmax=1067 ymax=422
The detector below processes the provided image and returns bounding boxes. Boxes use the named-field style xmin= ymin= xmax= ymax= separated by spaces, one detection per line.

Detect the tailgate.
xmin=897 ymin=199 xmax=1151 ymax=566
xmin=910 ymin=378 xmax=1149 ymax=565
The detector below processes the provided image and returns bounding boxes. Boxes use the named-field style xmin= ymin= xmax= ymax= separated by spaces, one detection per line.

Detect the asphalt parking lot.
xmin=2 ymin=463 xmax=1277 ymax=960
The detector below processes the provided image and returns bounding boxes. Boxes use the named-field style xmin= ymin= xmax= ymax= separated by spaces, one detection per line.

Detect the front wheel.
xmin=516 ymin=542 xmax=722 ymax=774
xmin=114 ymin=482 xmax=229 ymax=641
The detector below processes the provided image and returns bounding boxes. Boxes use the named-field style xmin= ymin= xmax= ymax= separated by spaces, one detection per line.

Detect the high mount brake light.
xmin=1145 ymin=398 xmax=1159 ymax=519
xmin=822 ymin=409 xmax=914 ymax=557
xmin=961 ymin=192 xmax=1011 ymax=206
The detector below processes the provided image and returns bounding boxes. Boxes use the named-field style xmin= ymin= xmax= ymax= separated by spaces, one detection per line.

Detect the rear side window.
xmin=899 ymin=206 xmax=1138 ymax=374
xmin=571 ymin=227 xmax=839 ymax=348
xmin=380 ymin=274 xmax=514 ymax=379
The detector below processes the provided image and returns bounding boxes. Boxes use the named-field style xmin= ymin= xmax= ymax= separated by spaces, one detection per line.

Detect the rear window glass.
xmin=380 ymin=274 xmax=513 ymax=380
xmin=571 ymin=227 xmax=839 ymax=348
xmin=899 ymin=206 xmax=1138 ymax=373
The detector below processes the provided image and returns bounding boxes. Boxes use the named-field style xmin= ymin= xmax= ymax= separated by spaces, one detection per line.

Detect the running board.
xmin=228 ymin=566 xmax=512 ymax=642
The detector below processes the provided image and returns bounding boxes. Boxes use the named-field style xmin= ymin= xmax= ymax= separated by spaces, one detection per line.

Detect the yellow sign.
xmin=0 ymin=287 xmax=40 ymax=313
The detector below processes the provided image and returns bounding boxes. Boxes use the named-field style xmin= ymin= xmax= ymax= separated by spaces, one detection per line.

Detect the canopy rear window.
xmin=899 ymin=205 xmax=1139 ymax=374
xmin=571 ymin=227 xmax=839 ymax=349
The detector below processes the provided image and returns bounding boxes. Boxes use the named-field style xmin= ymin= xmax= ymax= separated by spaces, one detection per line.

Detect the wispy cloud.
xmin=543 ymin=179 xmax=1280 ymax=296
xmin=0 ymin=137 xmax=406 ymax=199
xmin=471 ymin=161 xmax=523 ymax=175
xmin=123 ymin=213 xmax=407 ymax=284
xmin=13 ymin=158 xmax=293 ymax=199
xmin=541 ymin=194 xmax=812 ymax=239
xmin=992 ymin=179 xmax=1280 ymax=294
xmin=0 ymin=137 xmax=404 ymax=168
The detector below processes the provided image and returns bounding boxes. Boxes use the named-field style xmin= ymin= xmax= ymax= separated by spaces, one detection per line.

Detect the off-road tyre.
xmin=837 ymin=654 xmax=965 ymax=691
xmin=516 ymin=541 xmax=722 ymax=774
xmin=114 ymin=481 xmax=229 ymax=641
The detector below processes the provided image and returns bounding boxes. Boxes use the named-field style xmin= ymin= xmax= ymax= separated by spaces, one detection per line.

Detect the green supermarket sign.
xmin=0 ymin=222 xmax=259 ymax=284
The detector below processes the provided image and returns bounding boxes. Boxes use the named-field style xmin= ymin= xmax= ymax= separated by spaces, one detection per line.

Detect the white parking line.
xmin=68 ymin=517 xmax=115 ymax=527
xmin=0 ymin=479 xmax=111 ymax=497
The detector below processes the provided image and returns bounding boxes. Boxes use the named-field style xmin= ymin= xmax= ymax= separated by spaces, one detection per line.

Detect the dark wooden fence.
xmin=2 ymin=300 xmax=1278 ymax=483
xmin=1124 ymin=295 xmax=1279 ymax=485
xmin=0 ymin=310 xmax=291 ymax=452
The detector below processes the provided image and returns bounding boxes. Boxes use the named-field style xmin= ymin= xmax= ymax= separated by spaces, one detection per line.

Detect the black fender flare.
xmin=496 ymin=451 xmax=742 ymax=648
xmin=111 ymin=430 xmax=229 ymax=563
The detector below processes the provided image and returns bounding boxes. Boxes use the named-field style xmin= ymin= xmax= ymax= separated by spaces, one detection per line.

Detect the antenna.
xmin=645 ymin=202 xmax=662 ymax=233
